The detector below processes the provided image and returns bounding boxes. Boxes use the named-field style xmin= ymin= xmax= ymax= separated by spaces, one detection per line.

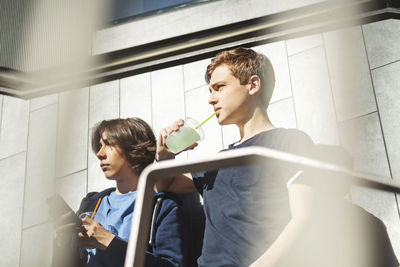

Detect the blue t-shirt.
xmin=192 ymin=128 xmax=314 ymax=266
xmin=86 ymin=190 xmax=137 ymax=267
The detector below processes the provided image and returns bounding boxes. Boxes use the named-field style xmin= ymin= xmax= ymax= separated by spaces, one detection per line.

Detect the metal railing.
xmin=124 ymin=146 xmax=400 ymax=267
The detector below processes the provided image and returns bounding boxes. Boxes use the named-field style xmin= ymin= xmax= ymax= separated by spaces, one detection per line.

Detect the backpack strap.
xmin=148 ymin=196 xmax=163 ymax=247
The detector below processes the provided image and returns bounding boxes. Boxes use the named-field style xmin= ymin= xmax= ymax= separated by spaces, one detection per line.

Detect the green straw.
xmin=196 ymin=112 xmax=216 ymax=129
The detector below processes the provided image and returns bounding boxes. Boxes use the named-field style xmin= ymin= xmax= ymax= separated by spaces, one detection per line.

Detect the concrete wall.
xmin=1 ymin=16 xmax=399 ymax=267
xmin=92 ymin=0 xmax=324 ymax=54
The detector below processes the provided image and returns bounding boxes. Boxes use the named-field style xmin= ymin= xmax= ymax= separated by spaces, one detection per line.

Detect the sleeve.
xmin=282 ymin=130 xmax=315 ymax=186
xmin=106 ymin=198 xmax=187 ymax=267
xmin=104 ymin=236 xmax=128 ymax=266
xmin=191 ymin=170 xmax=219 ymax=196
xmin=147 ymin=198 xmax=187 ymax=267
xmin=285 ymin=131 xmax=354 ymax=196
xmin=191 ymin=171 xmax=206 ymax=195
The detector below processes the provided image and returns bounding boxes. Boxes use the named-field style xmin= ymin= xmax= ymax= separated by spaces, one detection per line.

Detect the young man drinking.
xmin=156 ymin=47 xmax=398 ymax=267
xmin=156 ymin=47 xmax=317 ymax=266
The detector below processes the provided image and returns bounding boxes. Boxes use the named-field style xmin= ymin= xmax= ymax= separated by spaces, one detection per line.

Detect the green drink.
xmin=166 ymin=117 xmax=204 ymax=154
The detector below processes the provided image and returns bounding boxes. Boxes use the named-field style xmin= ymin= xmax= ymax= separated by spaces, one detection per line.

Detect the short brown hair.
xmin=205 ymin=47 xmax=275 ymax=107
xmin=91 ymin=117 xmax=156 ymax=175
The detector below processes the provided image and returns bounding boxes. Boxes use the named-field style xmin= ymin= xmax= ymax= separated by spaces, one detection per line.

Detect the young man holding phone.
xmin=51 ymin=118 xmax=189 ymax=267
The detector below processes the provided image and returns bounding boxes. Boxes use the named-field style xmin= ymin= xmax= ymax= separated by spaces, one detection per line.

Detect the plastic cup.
xmin=165 ymin=117 xmax=204 ymax=154
xmin=78 ymin=212 xmax=105 ymax=225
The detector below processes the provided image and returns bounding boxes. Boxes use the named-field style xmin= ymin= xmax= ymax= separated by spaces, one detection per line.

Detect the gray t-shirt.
xmin=192 ymin=128 xmax=314 ymax=266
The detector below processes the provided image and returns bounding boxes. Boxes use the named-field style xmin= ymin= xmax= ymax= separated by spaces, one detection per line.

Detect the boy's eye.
xmin=209 ymin=84 xmax=224 ymax=93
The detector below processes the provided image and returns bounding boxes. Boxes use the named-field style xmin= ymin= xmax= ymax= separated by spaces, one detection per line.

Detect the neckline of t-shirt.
xmin=110 ymin=190 xmax=137 ymax=199
xmin=230 ymin=128 xmax=285 ymax=148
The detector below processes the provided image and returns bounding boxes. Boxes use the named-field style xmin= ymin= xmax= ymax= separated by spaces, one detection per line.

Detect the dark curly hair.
xmin=91 ymin=118 xmax=156 ymax=175
xmin=205 ymin=47 xmax=275 ymax=107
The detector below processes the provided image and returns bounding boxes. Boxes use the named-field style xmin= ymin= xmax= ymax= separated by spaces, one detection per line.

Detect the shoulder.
xmin=84 ymin=187 xmax=115 ymax=199
xmin=274 ymin=129 xmax=353 ymax=167
xmin=152 ymin=192 xmax=184 ymax=227
xmin=154 ymin=192 xmax=182 ymax=208
xmin=274 ymin=128 xmax=313 ymax=143
xmin=78 ymin=187 xmax=115 ymax=213
xmin=257 ymin=128 xmax=314 ymax=156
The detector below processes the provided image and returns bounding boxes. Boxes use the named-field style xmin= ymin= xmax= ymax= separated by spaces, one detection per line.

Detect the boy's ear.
xmin=248 ymin=75 xmax=261 ymax=96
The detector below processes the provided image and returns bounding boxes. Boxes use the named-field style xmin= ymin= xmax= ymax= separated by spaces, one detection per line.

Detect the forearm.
xmin=155 ymin=173 xmax=197 ymax=194
xmin=250 ymin=181 xmax=314 ymax=267
xmin=155 ymin=176 xmax=175 ymax=192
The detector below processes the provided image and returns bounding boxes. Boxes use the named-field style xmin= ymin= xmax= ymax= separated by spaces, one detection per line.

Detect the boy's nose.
xmin=96 ymin=148 xmax=105 ymax=160
xmin=208 ymin=94 xmax=217 ymax=105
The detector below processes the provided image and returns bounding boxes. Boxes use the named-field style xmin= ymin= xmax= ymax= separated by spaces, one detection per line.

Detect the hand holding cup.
xmin=165 ymin=117 xmax=204 ymax=154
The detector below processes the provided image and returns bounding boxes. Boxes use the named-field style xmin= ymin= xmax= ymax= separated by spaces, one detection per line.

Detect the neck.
xmin=114 ymin=171 xmax=139 ymax=194
xmin=237 ymin=106 xmax=275 ymax=143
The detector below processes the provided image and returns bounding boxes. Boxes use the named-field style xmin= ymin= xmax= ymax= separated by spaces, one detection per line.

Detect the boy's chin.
xmin=218 ymin=118 xmax=234 ymax=126
xmin=217 ymin=117 xmax=225 ymax=125
xmin=104 ymin=174 xmax=116 ymax=180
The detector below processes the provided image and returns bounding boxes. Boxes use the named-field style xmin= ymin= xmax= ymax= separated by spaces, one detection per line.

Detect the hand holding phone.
xmin=46 ymin=194 xmax=80 ymax=225
xmin=47 ymin=194 xmax=83 ymax=249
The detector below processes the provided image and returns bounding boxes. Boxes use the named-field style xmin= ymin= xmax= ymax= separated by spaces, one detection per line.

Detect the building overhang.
xmin=1 ymin=0 xmax=399 ymax=99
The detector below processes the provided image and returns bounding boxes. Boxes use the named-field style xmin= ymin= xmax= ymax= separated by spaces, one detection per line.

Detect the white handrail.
xmin=124 ymin=146 xmax=400 ymax=267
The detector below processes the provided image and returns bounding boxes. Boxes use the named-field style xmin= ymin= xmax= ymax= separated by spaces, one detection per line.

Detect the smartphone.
xmin=46 ymin=194 xmax=79 ymax=222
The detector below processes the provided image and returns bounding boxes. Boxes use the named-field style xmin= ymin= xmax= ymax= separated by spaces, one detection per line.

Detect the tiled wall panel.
xmin=289 ymin=46 xmax=339 ymax=145
xmin=56 ymin=88 xmax=89 ymax=178
xmin=89 ymin=80 xmax=120 ymax=128
xmin=23 ymin=104 xmax=58 ymax=227
xmin=0 ymin=96 xmax=3 ymax=133
xmin=352 ymin=186 xmax=400 ymax=257
xmin=267 ymin=98 xmax=297 ymax=129
xmin=30 ymin=94 xmax=58 ymax=112
xmin=120 ymin=73 xmax=152 ymax=124
xmin=339 ymin=112 xmax=400 ymax=257
xmin=372 ymin=60 xmax=400 ymax=181
xmin=185 ymin=86 xmax=222 ymax=159
xmin=324 ymin=26 xmax=376 ymax=122
xmin=253 ymin=41 xmax=292 ymax=103
xmin=20 ymin=223 xmax=53 ymax=267
xmin=56 ymin=170 xmax=87 ymax=211
xmin=86 ymin=77 xmax=117 ymax=192
xmin=0 ymin=153 xmax=26 ymax=267
xmin=151 ymin=66 xmax=185 ymax=134
xmin=0 ymin=96 xmax=29 ymax=159
xmin=87 ymin=128 xmax=115 ymax=193
xmin=339 ymin=113 xmax=390 ymax=177
xmin=286 ymin=34 xmax=323 ymax=56
xmin=221 ymin=125 xmax=240 ymax=149
xmin=363 ymin=19 xmax=400 ymax=69
xmin=183 ymin=58 xmax=210 ymax=91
